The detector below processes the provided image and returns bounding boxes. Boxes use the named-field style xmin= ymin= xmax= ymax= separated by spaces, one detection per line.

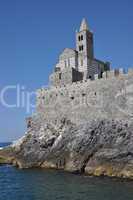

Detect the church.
xmin=50 ymin=18 xmax=110 ymax=87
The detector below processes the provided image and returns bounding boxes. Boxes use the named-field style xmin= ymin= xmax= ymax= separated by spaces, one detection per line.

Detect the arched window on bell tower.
xmin=79 ymin=45 xmax=84 ymax=51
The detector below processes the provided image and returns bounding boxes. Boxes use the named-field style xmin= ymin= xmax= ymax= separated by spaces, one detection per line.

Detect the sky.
xmin=0 ymin=0 xmax=133 ymax=142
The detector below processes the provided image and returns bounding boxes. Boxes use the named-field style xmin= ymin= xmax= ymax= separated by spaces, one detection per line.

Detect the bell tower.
xmin=76 ymin=18 xmax=94 ymax=76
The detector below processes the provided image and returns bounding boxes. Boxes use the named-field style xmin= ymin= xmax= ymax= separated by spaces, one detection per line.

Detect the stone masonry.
xmin=36 ymin=69 xmax=133 ymax=125
xmin=50 ymin=18 xmax=110 ymax=87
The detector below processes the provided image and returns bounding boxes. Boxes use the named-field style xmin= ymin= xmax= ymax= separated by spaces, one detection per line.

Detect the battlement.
xmin=37 ymin=68 xmax=133 ymax=98
xmin=37 ymin=68 xmax=133 ymax=103
xmin=49 ymin=68 xmax=133 ymax=90
xmin=95 ymin=68 xmax=133 ymax=80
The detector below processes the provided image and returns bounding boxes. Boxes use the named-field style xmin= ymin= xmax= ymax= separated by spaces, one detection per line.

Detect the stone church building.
xmin=50 ymin=18 xmax=110 ymax=86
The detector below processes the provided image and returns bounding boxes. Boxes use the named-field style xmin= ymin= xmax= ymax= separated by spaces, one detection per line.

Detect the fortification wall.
xmin=36 ymin=68 xmax=133 ymax=125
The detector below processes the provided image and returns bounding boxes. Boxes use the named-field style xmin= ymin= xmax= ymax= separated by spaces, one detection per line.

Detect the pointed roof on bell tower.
xmin=79 ymin=18 xmax=89 ymax=31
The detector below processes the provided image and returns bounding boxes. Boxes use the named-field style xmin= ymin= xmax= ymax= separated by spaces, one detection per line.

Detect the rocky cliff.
xmin=1 ymin=74 xmax=133 ymax=179
xmin=1 ymin=118 xmax=133 ymax=179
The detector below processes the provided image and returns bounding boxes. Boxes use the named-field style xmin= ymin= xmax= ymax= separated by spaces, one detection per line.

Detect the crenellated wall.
xmin=35 ymin=68 xmax=133 ymax=125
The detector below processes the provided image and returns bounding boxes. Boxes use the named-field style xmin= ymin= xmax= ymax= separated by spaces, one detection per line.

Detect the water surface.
xmin=0 ymin=143 xmax=133 ymax=200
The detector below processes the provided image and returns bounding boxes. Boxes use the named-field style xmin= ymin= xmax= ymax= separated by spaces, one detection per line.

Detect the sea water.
xmin=0 ymin=143 xmax=133 ymax=200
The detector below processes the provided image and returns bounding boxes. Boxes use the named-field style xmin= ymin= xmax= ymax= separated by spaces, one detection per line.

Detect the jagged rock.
xmin=1 ymin=118 xmax=133 ymax=179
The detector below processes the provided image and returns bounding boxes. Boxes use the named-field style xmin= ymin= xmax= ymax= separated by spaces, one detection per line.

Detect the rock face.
xmin=1 ymin=74 xmax=133 ymax=179
xmin=5 ymin=118 xmax=133 ymax=179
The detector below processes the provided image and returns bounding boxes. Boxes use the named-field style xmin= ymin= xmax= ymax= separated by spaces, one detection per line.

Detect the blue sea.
xmin=0 ymin=143 xmax=133 ymax=200
xmin=0 ymin=142 xmax=11 ymax=148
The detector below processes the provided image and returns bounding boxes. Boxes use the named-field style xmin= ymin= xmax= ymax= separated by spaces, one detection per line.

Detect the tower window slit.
xmin=59 ymin=73 xmax=62 ymax=80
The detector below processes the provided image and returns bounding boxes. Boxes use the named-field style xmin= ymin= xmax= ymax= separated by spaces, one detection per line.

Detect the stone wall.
xmin=49 ymin=67 xmax=83 ymax=87
xmin=36 ymin=68 xmax=133 ymax=125
xmin=56 ymin=48 xmax=78 ymax=71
